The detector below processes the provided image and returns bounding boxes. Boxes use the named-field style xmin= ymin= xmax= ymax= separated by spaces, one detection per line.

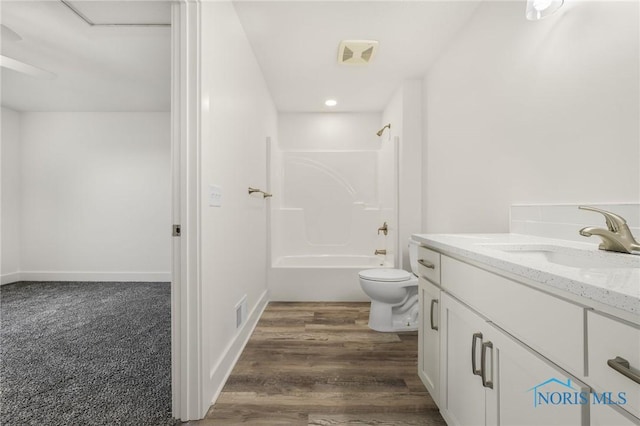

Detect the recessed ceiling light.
xmin=325 ymin=99 xmax=337 ymax=107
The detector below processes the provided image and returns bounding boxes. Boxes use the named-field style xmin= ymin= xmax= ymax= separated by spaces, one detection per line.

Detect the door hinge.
xmin=172 ymin=224 xmax=181 ymax=237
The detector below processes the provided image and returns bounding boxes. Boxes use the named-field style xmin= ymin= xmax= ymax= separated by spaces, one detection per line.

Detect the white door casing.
xmin=171 ymin=0 xmax=203 ymax=421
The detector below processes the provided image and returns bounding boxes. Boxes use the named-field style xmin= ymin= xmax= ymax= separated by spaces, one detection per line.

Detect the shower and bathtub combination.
xmin=267 ymin=113 xmax=400 ymax=302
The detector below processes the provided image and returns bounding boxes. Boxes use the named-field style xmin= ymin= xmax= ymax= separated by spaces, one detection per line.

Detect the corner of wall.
xmin=1 ymin=272 xmax=21 ymax=286
xmin=421 ymin=74 xmax=429 ymax=233
xmin=384 ymin=80 xmax=423 ymax=270
xmin=1 ymin=107 xmax=22 ymax=281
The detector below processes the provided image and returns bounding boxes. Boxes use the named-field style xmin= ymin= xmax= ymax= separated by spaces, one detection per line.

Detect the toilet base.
xmin=367 ymin=299 xmax=419 ymax=333
xmin=368 ymin=320 xmax=418 ymax=333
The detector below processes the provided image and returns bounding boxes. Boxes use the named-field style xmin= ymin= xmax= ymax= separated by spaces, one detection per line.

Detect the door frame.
xmin=171 ymin=0 xmax=203 ymax=420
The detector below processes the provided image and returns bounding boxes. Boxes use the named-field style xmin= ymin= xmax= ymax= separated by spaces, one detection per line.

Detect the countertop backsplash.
xmin=510 ymin=203 xmax=640 ymax=244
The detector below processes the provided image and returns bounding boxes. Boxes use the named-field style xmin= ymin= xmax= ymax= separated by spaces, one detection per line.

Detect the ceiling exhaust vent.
xmin=338 ymin=40 xmax=378 ymax=65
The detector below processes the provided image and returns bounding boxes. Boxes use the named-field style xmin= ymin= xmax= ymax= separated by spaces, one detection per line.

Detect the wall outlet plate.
xmin=209 ymin=185 xmax=222 ymax=207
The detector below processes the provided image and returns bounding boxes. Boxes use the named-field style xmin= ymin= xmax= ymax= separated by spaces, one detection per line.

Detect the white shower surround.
xmin=268 ymin=113 xmax=397 ymax=301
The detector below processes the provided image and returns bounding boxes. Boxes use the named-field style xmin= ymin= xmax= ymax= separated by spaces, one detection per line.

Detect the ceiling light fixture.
xmin=325 ymin=99 xmax=337 ymax=107
xmin=526 ymin=0 xmax=564 ymax=21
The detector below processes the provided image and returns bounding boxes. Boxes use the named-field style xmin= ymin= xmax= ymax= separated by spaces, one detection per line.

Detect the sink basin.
xmin=477 ymin=244 xmax=640 ymax=269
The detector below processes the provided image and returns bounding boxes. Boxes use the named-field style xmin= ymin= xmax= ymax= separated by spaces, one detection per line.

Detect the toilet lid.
xmin=359 ymin=268 xmax=412 ymax=282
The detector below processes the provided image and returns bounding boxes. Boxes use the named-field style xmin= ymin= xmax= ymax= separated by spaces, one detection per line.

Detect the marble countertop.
xmin=412 ymin=233 xmax=640 ymax=319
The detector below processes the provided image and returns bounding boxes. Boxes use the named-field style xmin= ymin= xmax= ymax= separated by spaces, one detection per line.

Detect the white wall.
xmin=383 ymin=80 xmax=423 ymax=269
xmin=199 ymin=0 xmax=277 ymax=414
xmin=1 ymin=107 xmax=22 ymax=284
xmin=15 ymin=112 xmax=171 ymax=281
xmin=422 ymin=0 xmax=640 ymax=233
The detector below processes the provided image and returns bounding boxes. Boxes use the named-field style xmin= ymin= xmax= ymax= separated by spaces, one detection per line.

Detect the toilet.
xmin=359 ymin=238 xmax=420 ymax=332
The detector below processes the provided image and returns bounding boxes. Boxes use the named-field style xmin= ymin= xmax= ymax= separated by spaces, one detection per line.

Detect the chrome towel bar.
xmin=248 ymin=187 xmax=272 ymax=198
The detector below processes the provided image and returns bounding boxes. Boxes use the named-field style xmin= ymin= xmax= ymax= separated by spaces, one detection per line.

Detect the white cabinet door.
xmin=441 ymin=293 xmax=587 ymax=426
xmin=440 ymin=293 xmax=490 ymax=426
xmin=487 ymin=322 xmax=587 ymax=426
xmin=587 ymin=311 xmax=640 ymax=419
xmin=418 ymin=277 xmax=440 ymax=404
xmin=591 ymin=403 xmax=640 ymax=426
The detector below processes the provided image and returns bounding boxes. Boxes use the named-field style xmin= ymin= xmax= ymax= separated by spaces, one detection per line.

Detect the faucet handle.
xmin=579 ymin=206 xmax=627 ymax=233
xmin=378 ymin=222 xmax=388 ymax=236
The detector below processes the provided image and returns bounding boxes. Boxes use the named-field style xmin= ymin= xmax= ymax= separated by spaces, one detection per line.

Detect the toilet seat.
xmin=358 ymin=268 xmax=412 ymax=282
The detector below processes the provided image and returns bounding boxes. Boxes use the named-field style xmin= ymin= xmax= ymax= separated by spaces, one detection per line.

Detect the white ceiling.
xmin=233 ymin=1 xmax=481 ymax=112
xmin=70 ymin=1 xmax=171 ymax=25
xmin=1 ymin=1 xmax=171 ymax=112
xmin=1 ymin=1 xmax=481 ymax=113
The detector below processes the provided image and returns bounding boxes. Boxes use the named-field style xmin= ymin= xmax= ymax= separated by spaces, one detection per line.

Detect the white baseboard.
xmin=2 ymin=271 xmax=171 ymax=284
xmin=206 ymin=289 xmax=269 ymax=414
xmin=1 ymin=272 xmax=21 ymax=285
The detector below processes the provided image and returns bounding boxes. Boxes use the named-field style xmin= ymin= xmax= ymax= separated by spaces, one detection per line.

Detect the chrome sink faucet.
xmin=578 ymin=206 xmax=640 ymax=254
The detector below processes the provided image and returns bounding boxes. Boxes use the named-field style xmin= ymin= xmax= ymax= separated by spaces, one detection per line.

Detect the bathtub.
xmin=268 ymin=255 xmax=394 ymax=301
xmin=274 ymin=255 xmax=391 ymax=268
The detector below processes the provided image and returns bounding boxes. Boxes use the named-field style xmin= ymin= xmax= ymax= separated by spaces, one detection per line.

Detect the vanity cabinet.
xmin=440 ymin=256 xmax=585 ymax=375
xmin=591 ymin=403 xmax=640 ymax=426
xmin=418 ymin=245 xmax=442 ymax=401
xmin=418 ymin=276 xmax=440 ymax=402
xmin=417 ymin=236 xmax=640 ymax=426
xmin=440 ymin=293 xmax=586 ymax=426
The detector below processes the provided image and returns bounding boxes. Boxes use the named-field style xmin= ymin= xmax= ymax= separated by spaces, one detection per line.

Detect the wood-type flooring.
xmin=190 ymin=302 xmax=445 ymax=425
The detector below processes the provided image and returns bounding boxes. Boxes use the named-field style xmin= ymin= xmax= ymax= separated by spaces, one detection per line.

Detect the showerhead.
xmin=376 ymin=123 xmax=391 ymax=137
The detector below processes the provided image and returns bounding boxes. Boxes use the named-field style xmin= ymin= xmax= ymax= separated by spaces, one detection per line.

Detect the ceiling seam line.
xmin=59 ymin=0 xmax=171 ymax=28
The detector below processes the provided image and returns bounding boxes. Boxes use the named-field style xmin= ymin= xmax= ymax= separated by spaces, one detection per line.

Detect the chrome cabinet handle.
xmin=608 ymin=356 xmax=640 ymax=384
xmin=481 ymin=341 xmax=494 ymax=389
xmin=418 ymin=259 xmax=435 ymax=269
xmin=430 ymin=299 xmax=439 ymax=331
xmin=471 ymin=333 xmax=483 ymax=376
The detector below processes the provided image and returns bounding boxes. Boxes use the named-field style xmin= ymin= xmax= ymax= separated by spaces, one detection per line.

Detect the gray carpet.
xmin=0 ymin=281 xmax=178 ymax=425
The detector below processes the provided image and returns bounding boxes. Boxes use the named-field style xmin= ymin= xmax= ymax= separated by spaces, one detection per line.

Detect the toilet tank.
xmin=408 ymin=238 xmax=421 ymax=276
